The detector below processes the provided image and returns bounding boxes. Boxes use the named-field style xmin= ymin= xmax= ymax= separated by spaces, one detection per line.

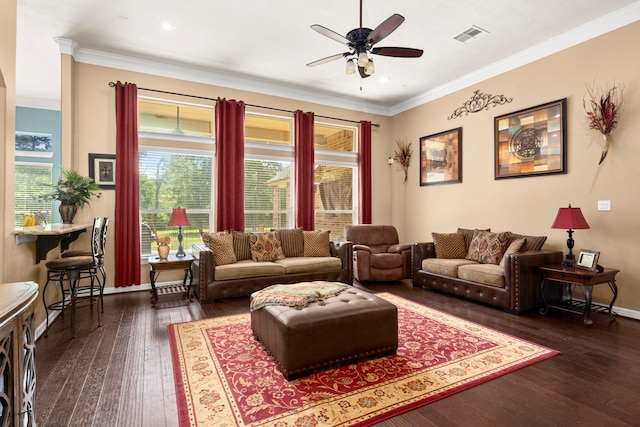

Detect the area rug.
xmin=168 ymin=293 xmax=558 ymax=426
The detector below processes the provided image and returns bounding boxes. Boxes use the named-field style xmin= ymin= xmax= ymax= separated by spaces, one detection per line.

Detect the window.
xmin=139 ymin=148 xmax=213 ymax=256
xmin=14 ymin=162 xmax=53 ymax=227
xmin=138 ymin=99 xmax=212 ymax=137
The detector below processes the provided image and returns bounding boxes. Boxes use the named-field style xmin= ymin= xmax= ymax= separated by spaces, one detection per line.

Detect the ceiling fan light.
xmin=346 ymin=59 xmax=356 ymax=74
xmin=357 ymin=51 xmax=369 ymax=67
xmin=364 ymin=59 xmax=375 ymax=75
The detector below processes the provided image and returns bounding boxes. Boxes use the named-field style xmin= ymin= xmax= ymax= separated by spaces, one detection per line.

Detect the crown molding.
xmin=391 ymin=2 xmax=640 ymax=115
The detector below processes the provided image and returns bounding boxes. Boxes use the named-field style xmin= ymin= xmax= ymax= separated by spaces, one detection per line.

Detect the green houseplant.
xmin=49 ymin=167 xmax=103 ymax=224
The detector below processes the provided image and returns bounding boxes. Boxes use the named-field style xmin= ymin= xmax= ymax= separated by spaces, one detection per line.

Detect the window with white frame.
xmin=14 ymin=162 xmax=53 ymax=227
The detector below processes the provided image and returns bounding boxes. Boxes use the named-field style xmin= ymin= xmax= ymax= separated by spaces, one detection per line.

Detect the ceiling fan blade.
xmin=306 ymin=52 xmax=350 ymax=67
xmin=370 ymin=46 xmax=424 ymax=58
xmin=367 ymin=14 xmax=405 ymax=45
xmin=311 ymin=24 xmax=350 ymax=46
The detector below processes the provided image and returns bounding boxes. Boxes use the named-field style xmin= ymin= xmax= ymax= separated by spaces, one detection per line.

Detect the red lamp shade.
xmin=168 ymin=208 xmax=191 ymax=227
xmin=551 ymin=205 xmax=590 ymax=230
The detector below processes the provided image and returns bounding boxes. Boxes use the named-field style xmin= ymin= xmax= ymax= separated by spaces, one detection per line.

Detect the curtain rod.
xmin=108 ymin=82 xmax=380 ymax=127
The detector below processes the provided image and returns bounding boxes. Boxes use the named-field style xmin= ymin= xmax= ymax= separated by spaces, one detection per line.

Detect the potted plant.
xmin=48 ymin=167 xmax=103 ymax=224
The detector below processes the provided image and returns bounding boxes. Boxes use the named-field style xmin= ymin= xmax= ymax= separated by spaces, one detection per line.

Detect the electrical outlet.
xmin=597 ymin=200 xmax=611 ymax=211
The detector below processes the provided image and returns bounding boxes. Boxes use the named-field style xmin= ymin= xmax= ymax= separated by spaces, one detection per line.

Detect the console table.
xmin=0 ymin=282 xmax=38 ymax=426
xmin=14 ymin=223 xmax=90 ymax=263
xmin=539 ymin=264 xmax=619 ymax=325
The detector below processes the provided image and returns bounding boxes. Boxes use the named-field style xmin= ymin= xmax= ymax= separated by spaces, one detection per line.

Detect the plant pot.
xmin=157 ymin=244 xmax=170 ymax=259
xmin=58 ymin=202 xmax=78 ymax=224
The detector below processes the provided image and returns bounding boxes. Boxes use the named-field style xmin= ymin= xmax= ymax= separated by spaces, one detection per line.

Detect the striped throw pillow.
xmin=303 ymin=230 xmax=331 ymax=257
xmin=432 ymin=232 xmax=467 ymax=259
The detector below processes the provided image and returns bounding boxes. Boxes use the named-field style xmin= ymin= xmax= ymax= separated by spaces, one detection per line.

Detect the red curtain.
xmin=114 ymin=81 xmax=140 ymax=287
xmin=358 ymin=121 xmax=372 ymax=224
xmin=215 ymin=98 xmax=246 ymax=232
xmin=294 ymin=110 xmax=315 ymax=230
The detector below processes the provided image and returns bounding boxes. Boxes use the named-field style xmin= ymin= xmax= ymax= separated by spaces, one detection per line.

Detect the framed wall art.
xmin=419 ymin=127 xmax=462 ymax=186
xmin=494 ymin=98 xmax=566 ymax=179
xmin=89 ymin=153 xmax=116 ymax=190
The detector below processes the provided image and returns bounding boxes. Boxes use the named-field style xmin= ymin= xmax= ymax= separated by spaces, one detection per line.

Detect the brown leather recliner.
xmin=345 ymin=225 xmax=411 ymax=282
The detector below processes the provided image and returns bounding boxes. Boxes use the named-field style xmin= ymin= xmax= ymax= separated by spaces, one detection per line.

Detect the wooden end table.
xmin=539 ymin=264 xmax=619 ymax=325
xmin=148 ymin=254 xmax=194 ymax=306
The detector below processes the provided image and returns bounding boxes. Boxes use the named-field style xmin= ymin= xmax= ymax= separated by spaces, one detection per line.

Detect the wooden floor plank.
xmin=35 ymin=280 xmax=640 ymax=426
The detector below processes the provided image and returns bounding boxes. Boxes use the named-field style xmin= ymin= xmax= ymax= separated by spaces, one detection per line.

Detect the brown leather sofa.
xmin=345 ymin=225 xmax=411 ymax=282
xmin=412 ymin=229 xmax=563 ymax=314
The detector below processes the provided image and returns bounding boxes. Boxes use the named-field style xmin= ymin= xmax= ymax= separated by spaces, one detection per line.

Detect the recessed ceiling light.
xmin=379 ymin=76 xmax=391 ymax=84
xmin=161 ymin=22 xmax=176 ymax=31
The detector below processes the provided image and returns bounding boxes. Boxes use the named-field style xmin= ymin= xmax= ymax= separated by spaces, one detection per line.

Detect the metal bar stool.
xmin=42 ymin=217 xmax=102 ymax=338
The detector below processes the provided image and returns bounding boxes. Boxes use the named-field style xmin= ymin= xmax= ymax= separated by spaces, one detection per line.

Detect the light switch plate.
xmin=597 ymin=200 xmax=611 ymax=211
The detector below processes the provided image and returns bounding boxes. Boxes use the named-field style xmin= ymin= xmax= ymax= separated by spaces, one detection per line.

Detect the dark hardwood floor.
xmin=35 ymin=280 xmax=640 ymax=426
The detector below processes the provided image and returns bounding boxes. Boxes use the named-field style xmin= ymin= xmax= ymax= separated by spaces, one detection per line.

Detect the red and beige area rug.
xmin=168 ymin=293 xmax=558 ymax=426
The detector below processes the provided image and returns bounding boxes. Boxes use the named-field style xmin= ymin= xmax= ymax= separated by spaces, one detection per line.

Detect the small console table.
xmin=539 ymin=264 xmax=619 ymax=325
xmin=14 ymin=223 xmax=89 ymax=263
xmin=148 ymin=254 xmax=194 ymax=306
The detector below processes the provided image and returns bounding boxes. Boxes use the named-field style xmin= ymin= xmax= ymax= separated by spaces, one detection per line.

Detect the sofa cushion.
xmin=206 ymin=232 xmax=237 ymax=266
xmin=422 ymin=258 xmax=477 ymax=277
xmin=249 ymin=231 xmax=285 ymax=262
xmin=277 ymin=228 xmax=304 ymax=258
xmin=370 ymin=253 xmax=403 ymax=269
xmin=499 ymin=237 xmax=526 ymax=268
xmin=214 ymin=260 xmax=285 ymax=281
xmin=466 ymin=230 xmax=509 ymax=265
xmin=457 ymin=228 xmax=490 ymax=251
xmin=275 ymin=257 xmax=342 ymax=274
xmin=432 ymin=232 xmax=467 ymax=259
xmin=232 ymin=230 xmax=252 ymax=261
xmin=458 ymin=263 xmax=505 ymax=288
xmin=303 ymin=230 xmax=331 ymax=257
xmin=508 ymin=233 xmax=547 ymax=251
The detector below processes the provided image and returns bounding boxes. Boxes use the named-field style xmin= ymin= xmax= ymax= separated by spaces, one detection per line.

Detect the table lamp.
xmin=551 ymin=204 xmax=590 ymax=266
xmin=168 ymin=207 xmax=191 ymax=257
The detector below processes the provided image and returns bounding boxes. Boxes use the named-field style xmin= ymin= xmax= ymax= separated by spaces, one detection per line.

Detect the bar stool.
xmin=42 ymin=217 xmax=102 ymax=338
xmin=62 ymin=217 xmax=109 ymax=311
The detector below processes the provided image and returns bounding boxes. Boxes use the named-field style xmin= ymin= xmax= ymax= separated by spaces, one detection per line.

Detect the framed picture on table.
xmin=89 ymin=153 xmax=116 ymax=190
xmin=494 ymin=98 xmax=566 ymax=179
xmin=576 ymin=249 xmax=600 ymax=272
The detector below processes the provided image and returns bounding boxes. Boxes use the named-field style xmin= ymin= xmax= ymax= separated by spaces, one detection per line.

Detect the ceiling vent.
xmin=454 ymin=25 xmax=489 ymax=43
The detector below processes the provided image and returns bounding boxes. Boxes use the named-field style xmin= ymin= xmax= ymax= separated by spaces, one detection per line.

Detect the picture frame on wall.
xmin=89 ymin=153 xmax=116 ymax=190
xmin=419 ymin=127 xmax=462 ymax=186
xmin=494 ymin=98 xmax=567 ymax=179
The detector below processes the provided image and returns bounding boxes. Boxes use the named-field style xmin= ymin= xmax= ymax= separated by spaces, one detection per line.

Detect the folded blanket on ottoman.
xmin=249 ymin=281 xmax=350 ymax=311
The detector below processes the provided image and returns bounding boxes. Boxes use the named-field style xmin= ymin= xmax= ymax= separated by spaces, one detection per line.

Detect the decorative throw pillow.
xmin=303 ymin=230 xmax=331 ymax=257
xmin=466 ymin=230 xmax=510 ymax=265
xmin=207 ymin=232 xmax=237 ymax=266
xmin=277 ymin=227 xmax=304 ymax=257
xmin=499 ymin=237 xmax=526 ymax=268
xmin=232 ymin=230 xmax=252 ymax=261
xmin=457 ymin=228 xmax=490 ymax=251
xmin=432 ymin=232 xmax=467 ymax=259
xmin=249 ymin=231 xmax=285 ymax=262
xmin=509 ymin=233 xmax=547 ymax=251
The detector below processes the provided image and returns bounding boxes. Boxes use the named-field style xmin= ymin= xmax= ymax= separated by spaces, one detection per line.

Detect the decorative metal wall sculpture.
xmin=448 ymin=90 xmax=513 ymax=120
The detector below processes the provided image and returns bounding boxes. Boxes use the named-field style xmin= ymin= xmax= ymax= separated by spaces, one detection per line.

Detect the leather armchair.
xmin=345 ymin=225 xmax=411 ymax=282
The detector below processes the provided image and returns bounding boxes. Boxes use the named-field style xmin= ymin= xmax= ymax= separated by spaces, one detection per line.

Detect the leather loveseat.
xmin=412 ymin=228 xmax=563 ymax=313
xmin=192 ymin=228 xmax=353 ymax=303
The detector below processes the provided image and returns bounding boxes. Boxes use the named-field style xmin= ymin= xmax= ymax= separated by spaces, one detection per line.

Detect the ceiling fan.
xmin=306 ymin=0 xmax=423 ymax=78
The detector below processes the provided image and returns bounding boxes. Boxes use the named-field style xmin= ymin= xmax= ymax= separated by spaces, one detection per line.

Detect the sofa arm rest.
xmin=192 ymin=243 xmax=215 ymax=302
xmin=353 ymin=244 xmax=372 ymax=252
xmin=388 ymin=243 xmax=411 ymax=254
xmin=330 ymin=240 xmax=353 ymax=283
xmin=411 ymin=242 xmax=435 ymax=276
xmin=503 ymin=249 xmax=564 ymax=312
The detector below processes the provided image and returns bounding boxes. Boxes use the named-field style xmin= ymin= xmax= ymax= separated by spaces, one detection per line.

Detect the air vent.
xmin=454 ymin=25 xmax=489 ymax=43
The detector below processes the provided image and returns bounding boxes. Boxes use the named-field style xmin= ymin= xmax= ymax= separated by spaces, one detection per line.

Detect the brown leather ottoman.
xmin=251 ymin=287 xmax=398 ymax=380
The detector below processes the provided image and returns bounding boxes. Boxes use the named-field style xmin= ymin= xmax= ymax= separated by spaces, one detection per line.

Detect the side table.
xmin=539 ymin=264 xmax=619 ymax=325
xmin=148 ymin=254 xmax=194 ymax=306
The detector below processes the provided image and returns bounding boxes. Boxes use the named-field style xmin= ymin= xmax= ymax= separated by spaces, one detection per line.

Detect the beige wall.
xmin=391 ymin=21 xmax=640 ymax=311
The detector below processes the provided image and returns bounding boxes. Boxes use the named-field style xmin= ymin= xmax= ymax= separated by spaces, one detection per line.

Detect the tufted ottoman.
xmin=251 ymin=286 xmax=398 ymax=380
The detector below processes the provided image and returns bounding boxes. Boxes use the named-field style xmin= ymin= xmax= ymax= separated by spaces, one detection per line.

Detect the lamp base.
xmin=562 ymin=253 xmax=575 ymax=267
xmin=175 ymin=246 xmax=186 ymax=257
